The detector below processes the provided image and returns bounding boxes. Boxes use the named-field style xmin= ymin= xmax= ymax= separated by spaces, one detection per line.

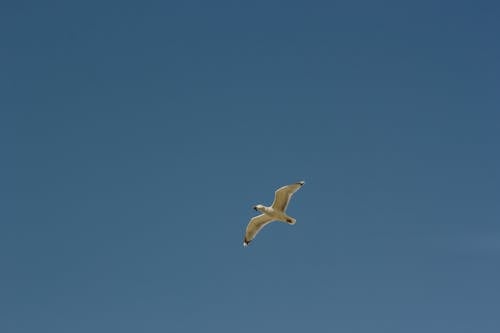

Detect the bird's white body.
xmin=243 ymin=181 xmax=305 ymax=246
xmin=253 ymin=205 xmax=296 ymax=225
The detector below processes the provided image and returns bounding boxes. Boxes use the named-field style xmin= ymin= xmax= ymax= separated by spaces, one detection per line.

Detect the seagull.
xmin=243 ymin=181 xmax=305 ymax=247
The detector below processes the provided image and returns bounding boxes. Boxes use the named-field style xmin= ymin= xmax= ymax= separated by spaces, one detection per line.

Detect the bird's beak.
xmin=253 ymin=206 xmax=258 ymax=211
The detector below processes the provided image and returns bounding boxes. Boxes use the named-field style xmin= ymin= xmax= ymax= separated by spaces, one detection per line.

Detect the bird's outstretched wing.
xmin=243 ymin=214 xmax=274 ymax=246
xmin=271 ymin=181 xmax=305 ymax=212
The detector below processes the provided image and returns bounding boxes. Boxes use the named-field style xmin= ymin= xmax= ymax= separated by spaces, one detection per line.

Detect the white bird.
xmin=243 ymin=181 xmax=305 ymax=247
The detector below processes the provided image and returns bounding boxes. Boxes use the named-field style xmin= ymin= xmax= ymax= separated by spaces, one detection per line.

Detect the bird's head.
xmin=253 ymin=204 xmax=265 ymax=212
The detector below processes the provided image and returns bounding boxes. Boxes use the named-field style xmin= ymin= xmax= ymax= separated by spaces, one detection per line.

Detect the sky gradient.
xmin=3 ymin=1 xmax=500 ymax=332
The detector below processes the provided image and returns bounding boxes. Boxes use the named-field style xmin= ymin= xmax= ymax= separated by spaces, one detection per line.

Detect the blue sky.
xmin=3 ymin=0 xmax=500 ymax=332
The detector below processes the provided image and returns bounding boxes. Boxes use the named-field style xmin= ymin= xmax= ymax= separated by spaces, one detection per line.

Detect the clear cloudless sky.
xmin=2 ymin=0 xmax=500 ymax=332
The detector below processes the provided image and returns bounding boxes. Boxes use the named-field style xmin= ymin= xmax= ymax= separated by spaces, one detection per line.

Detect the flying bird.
xmin=243 ymin=181 xmax=305 ymax=247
